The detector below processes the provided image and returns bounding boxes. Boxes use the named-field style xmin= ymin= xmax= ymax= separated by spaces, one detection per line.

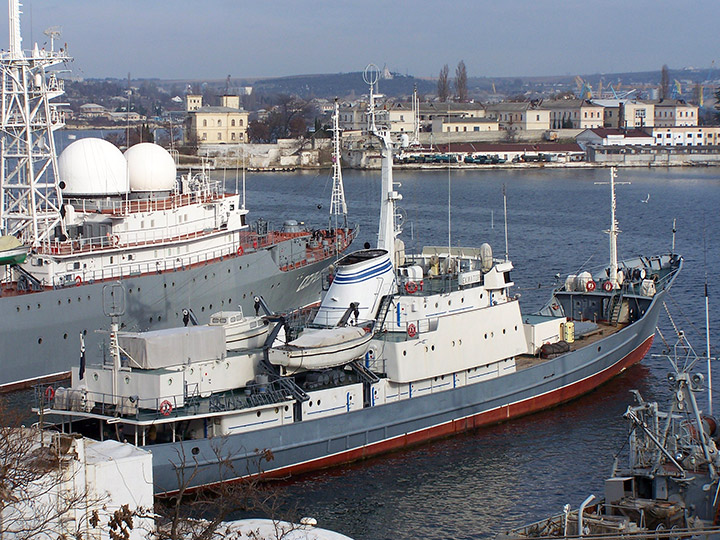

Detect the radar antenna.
xmin=43 ymin=26 xmax=62 ymax=52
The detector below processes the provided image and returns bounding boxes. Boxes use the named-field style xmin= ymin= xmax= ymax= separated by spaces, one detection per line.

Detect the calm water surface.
xmin=225 ymin=166 xmax=720 ymax=539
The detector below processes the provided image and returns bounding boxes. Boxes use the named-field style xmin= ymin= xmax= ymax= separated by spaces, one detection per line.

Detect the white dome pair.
xmin=58 ymin=139 xmax=176 ymax=195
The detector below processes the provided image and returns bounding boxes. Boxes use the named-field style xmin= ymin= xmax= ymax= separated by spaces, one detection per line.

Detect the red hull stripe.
xmin=262 ymin=334 xmax=654 ymax=480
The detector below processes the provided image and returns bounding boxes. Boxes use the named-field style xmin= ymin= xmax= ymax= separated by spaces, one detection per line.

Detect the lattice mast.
xmin=0 ymin=0 xmax=70 ymax=246
xmin=329 ymin=98 xmax=347 ymax=231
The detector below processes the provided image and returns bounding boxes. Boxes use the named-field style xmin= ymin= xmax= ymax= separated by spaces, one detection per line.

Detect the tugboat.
xmin=37 ymin=71 xmax=681 ymax=495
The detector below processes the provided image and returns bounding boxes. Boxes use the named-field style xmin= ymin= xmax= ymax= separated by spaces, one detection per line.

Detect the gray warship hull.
xmin=1 ymin=246 xmax=332 ymax=390
xmin=148 ymin=273 xmax=672 ymax=495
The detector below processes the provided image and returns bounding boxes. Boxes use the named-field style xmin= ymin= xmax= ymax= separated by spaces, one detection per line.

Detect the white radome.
xmin=58 ymin=138 xmax=128 ymax=196
xmin=124 ymin=143 xmax=176 ymax=192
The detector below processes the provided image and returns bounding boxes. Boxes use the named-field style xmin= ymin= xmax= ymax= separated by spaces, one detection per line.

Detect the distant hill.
xmin=247 ymin=72 xmax=436 ymax=99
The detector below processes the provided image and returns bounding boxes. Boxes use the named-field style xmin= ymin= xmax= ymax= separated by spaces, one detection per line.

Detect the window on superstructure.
xmin=203 ymin=119 xmax=207 ymax=127
xmin=218 ymin=119 xmax=222 ymax=126
xmin=231 ymin=119 xmax=236 ymax=127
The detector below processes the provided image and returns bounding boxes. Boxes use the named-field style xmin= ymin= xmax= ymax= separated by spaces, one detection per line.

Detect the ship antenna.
xmin=365 ymin=63 xmax=402 ymax=266
xmin=503 ymin=184 xmax=509 ymax=261
xmin=594 ymin=167 xmax=630 ymax=290
xmin=330 ymin=98 xmax=348 ymax=233
xmin=103 ymin=282 xmax=126 ymax=407
xmin=704 ymin=218 xmax=712 ymax=415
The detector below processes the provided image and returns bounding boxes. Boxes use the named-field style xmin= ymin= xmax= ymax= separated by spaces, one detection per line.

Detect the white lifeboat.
xmin=208 ymin=309 xmax=268 ymax=351
xmin=268 ymin=248 xmax=395 ymax=372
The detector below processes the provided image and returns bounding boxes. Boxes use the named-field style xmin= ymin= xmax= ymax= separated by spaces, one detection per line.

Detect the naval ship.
xmin=0 ymin=1 xmax=353 ymax=390
xmin=39 ymin=72 xmax=681 ymax=495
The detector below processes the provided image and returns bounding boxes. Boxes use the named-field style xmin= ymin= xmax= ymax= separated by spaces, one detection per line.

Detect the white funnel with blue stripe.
xmin=313 ymin=249 xmax=396 ymax=327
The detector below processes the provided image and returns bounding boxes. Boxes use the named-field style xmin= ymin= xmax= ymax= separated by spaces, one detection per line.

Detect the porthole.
xmin=274 ymin=407 xmax=279 ymax=413
xmin=57 ymin=300 xmax=61 ymax=305
xmin=37 ymin=303 xmax=41 ymax=309
xmin=461 ymin=298 xmax=464 ymax=303
xmin=93 ymin=373 xmax=99 ymax=381
xmin=38 ymin=338 xmax=42 ymax=344
xmin=308 ymin=401 xmax=313 ymax=407
xmin=459 ymin=339 xmax=462 ymax=345
xmin=168 ymin=378 xmax=173 ymax=385
xmin=491 ymin=332 xmax=494 ymax=337
xmin=435 ymin=302 xmax=439 ymax=308
xmin=448 ymin=300 xmax=451 ymax=306
xmin=86 ymin=296 xmax=90 ymax=301
xmin=63 ymin=333 xmax=68 ymax=339
xmin=164 ymin=284 xmax=167 ymax=288
xmin=158 ymin=315 xmax=162 ymax=321
xmin=431 ymin=345 xmax=435 ymax=351
xmin=128 ymin=288 xmax=132 ymax=294
xmin=480 ymin=293 xmax=484 ymax=299
xmin=452 ymin=341 xmax=456 ymax=347
xmin=77 ymin=297 xmax=81 ymax=302
xmin=124 ymin=376 xmax=130 ymax=384
xmin=317 ymin=399 xmax=321 ymax=406
xmin=597 ymin=346 xmax=602 ymax=352
xmin=284 ymin=405 xmax=289 ymax=411
xmin=256 ymin=411 xmax=261 ymax=417
xmin=15 ymin=306 xmax=19 ymax=312
xmin=503 ymin=329 xmax=506 ymax=334
xmin=403 ymin=350 xmax=407 ymax=356
xmin=515 ymin=325 xmax=518 ymax=331
xmin=227 ymin=269 xmax=231 ymax=274
xmin=209 ymin=304 xmax=213 ymax=310
xmin=172 ymin=282 xmax=175 ymax=287
xmin=484 ymin=333 xmax=488 ymax=339
xmin=243 ymin=294 xmax=246 ymax=299
xmin=137 ymin=287 xmax=141 ymax=293
xmin=204 ymin=275 xmax=208 ymax=280
xmin=67 ymin=298 xmax=71 ymax=304
xmin=424 ymin=346 xmax=428 ymax=352
xmin=191 ymin=447 xmax=200 ymax=456
xmin=83 ymin=329 xmax=87 ymax=335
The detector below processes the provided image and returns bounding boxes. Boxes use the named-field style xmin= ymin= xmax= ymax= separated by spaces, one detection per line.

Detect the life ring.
xmin=106 ymin=233 xmax=120 ymax=246
xmin=407 ymin=323 xmax=417 ymax=338
xmin=159 ymin=400 xmax=173 ymax=417
xmin=44 ymin=386 xmax=55 ymax=401
xmin=603 ymin=281 xmax=614 ymax=292
xmin=75 ymin=276 xmax=82 ymax=287
xmin=405 ymin=281 xmax=418 ymax=294
xmin=586 ymin=280 xmax=596 ymax=292
xmin=237 ymin=245 xmax=244 ymax=256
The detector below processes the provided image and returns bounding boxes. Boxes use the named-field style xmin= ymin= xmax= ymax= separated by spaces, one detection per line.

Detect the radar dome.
xmin=124 ymin=143 xmax=176 ymax=192
xmin=58 ymin=138 xmax=128 ymax=196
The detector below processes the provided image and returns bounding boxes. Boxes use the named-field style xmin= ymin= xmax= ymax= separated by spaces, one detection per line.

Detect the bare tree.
xmin=0 ymin=399 xmax=111 ymax=539
xmin=437 ymin=65 xmax=450 ymax=103
xmin=660 ymin=64 xmax=670 ymax=100
xmin=152 ymin=442 xmax=297 ymax=540
xmin=455 ymin=60 xmax=468 ymax=102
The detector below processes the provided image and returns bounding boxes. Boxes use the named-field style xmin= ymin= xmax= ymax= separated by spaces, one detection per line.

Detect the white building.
xmin=2 ymin=431 xmax=153 ymax=540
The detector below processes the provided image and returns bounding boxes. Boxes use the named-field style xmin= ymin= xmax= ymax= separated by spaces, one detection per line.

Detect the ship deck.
xmin=515 ymin=321 xmax=624 ymax=371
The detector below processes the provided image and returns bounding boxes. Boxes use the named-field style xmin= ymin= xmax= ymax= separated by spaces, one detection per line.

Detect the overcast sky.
xmin=5 ymin=1 xmax=716 ymax=81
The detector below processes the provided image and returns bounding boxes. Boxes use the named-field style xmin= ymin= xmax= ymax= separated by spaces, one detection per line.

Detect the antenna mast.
xmin=365 ymin=64 xmax=402 ymax=264
xmin=595 ymin=167 xmax=630 ymax=290
xmin=329 ymin=98 xmax=348 ymax=232
xmin=0 ymin=0 xmax=70 ymax=246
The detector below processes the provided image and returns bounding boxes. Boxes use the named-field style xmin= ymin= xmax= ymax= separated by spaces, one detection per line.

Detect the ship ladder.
xmin=609 ymin=291 xmax=624 ymax=326
xmin=349 ymin=360 xmax=380 ymax=384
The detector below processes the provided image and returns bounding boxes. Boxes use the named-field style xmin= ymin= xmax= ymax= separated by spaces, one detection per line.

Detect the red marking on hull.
xmin=264 ymin=334 xmax=655 ymax=480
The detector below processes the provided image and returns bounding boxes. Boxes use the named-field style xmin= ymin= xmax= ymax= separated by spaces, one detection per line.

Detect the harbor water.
xmin=226 ymin=166 xmax=720 ymax=539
